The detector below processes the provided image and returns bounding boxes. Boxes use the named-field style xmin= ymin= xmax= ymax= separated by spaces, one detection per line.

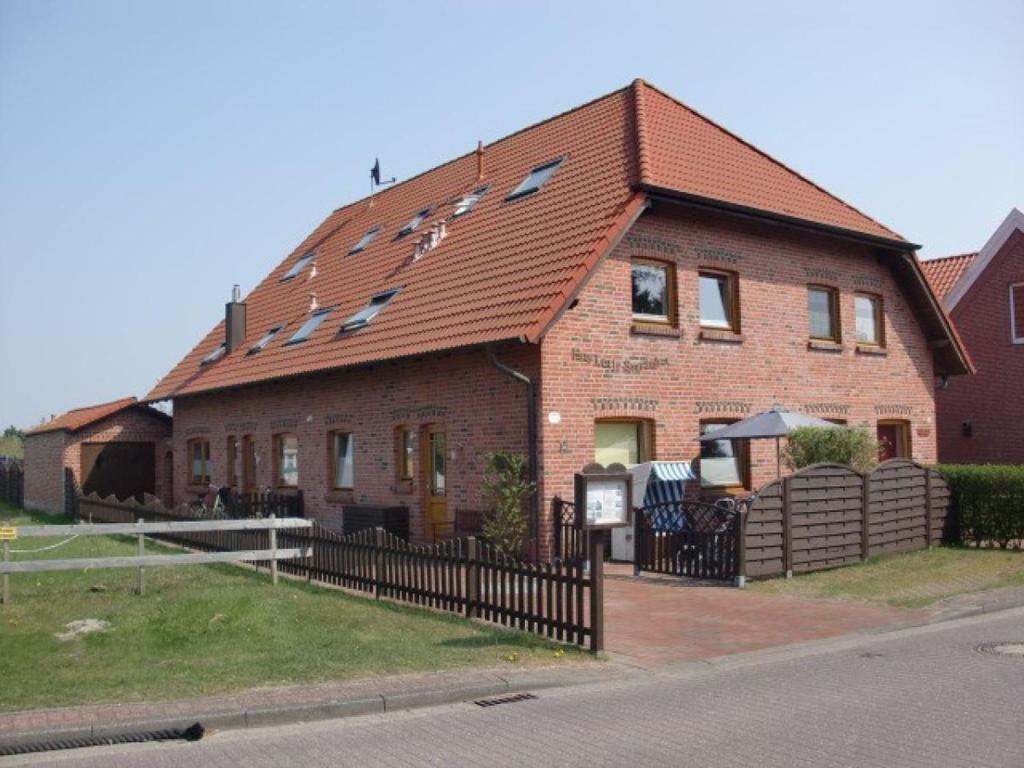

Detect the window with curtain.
xmin=331 ymin=431 xmax=354 ymax=490
xmin=274 ymin=433 xmax=298 ymax=488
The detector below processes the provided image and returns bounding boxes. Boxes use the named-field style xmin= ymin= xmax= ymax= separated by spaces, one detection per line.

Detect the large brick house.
xmin=921 ymin=208 xmax=1023 ymax=464
xmin=146 ymin=80 xmax=970 ymax=550
xmin=24 ymin=397 xmax=172 ymax=515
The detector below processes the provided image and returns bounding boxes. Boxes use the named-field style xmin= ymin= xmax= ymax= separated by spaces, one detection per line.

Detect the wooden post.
xmin=588 ymin=535 xmax=604 ymax=654
xmin=2 ymin=539 xmax=9 ymax=607
xmin=862 ymin=474 xmax=872 ymax=562
xmin=465 ymin=537 xmax=479 ymax=619
xmin=137 ymin=518 xmax=145 ymax=595
xmin=924 ymin=469 xmax=934 ymax=550
xmin=734 ymin=505 xmax=747 ymax=588
xmin=269 ymin=514 xmax=278 ymax=586
xmin=374 ymin=527 xmax=385 ymax=599
xmin=782 ymin=476 xmax=793 ymax=579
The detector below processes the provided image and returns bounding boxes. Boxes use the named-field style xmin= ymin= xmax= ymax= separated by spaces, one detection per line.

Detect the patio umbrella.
xmin=698 ymin=406 xmax=841 ymax=478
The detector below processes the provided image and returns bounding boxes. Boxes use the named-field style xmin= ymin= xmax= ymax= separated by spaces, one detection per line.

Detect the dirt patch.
xmin=55 ymin=619 xmax=111 ymax=642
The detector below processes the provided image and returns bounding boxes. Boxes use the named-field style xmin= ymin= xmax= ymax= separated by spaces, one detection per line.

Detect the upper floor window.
xmin=506 ymin=158 xmax=563 ymax=201
xmin=273 ymin=433 xmax=298 ymax=488
xmin=348 ymin=226 xmax=382 ymax=255
xmin=808 ymin=285 xmax=840 ymax=342
xmin=631 ymin=259 xmax=675 ymax=324
xmin=187 ymin=438 xmax=211 ymax=486
xmin=699 ymin=270 xmax=739 ymax=332
xmin=397 ymin=209 xmax=431 ymax=238
xmin=248 ymin=325 xmax=285 ymax=354
xmin=281 ymin=251 xmax=314 ymax=281
xmin=452 ymin=186 xmax=489 ymax=217
xmin=340 ymin=290 xmax=398 ymax=334
xmin=1011 ymin=283 xmax=1024 ymax=344
xmin=200 ymin=343 xmax=226 ymax=366
xmin=855 ymin=293 xmax=884 ymax=346
xmin=286 ymin=308 xmax=333 ymax=345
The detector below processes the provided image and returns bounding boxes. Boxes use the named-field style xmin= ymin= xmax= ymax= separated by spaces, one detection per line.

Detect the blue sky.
xmin=1 ymin=0 xmax=1021 ymax=430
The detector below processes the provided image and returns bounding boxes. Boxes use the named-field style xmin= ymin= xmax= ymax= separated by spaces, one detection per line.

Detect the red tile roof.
xmin=919 ymin=253 xmax=977 ymax=301
xmin=146 ymin=80 xmax=921 ymax=401
xmin=26 ymin=397 xmax=169 ymax=436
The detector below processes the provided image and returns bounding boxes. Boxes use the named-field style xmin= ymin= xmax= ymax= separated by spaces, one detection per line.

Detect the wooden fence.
xmin=634 ymin=500 xmax=741 ymax=582
xmin=0 ymin=462 xmax=23 ymax=508
xmin=743 ymin=459 xmax=955 ymax=579
xmin=78 ymin=494 xmax=604 ymax=651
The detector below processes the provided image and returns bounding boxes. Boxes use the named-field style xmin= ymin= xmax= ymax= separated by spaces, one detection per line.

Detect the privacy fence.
xmin=77 ymin=494 xmax=603 ymax=651
xmin=0 ymin=462 xmax=23 ymax=508
xmin=743 ymin=459 xmax=955 ymax=579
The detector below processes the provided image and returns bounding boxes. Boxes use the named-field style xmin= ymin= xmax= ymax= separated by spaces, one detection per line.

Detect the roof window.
xmin=453 ymin=186 xmax=490 ymax=217
xmin=285 ymin=308 xmax=334 ymax=345
xmin=397 ymin=209 xmax=431 ymax=238
xmin=341 ymin=290 xmax=399 ymax=333
xmin=349 ymin=226 xmax=382 ymax=255
xmin=200 ymin=343 xmax=226 ymax=366
xmin=248 ymin=325 xmax=285 ymax=354
xmin=506 ymin=158 xmax=563 ymax=201
xmin=281 ymin=252 xmax=314 ymax=281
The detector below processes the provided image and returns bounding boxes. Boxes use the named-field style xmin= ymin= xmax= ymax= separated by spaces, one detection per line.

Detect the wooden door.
xmin=877 ymin=421 xmax=910 ymax=461
xmin=425 ymin=427 xmax=448 ymax=539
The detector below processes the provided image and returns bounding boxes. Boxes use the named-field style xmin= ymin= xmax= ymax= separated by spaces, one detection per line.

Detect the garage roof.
xmin=26 ymin=397 xmax=170 ymax=436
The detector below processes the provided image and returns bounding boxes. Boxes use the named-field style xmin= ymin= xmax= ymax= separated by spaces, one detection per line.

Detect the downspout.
xmin=485 ymin=344 xmax=539 ymax=550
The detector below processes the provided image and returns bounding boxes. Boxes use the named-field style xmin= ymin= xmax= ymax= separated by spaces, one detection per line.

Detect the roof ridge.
xmin=635 ymin=80 xmax=904 ymax=242
xmin=63 ymin=396 xmax=137 ymax=414
xmin=631 ymin=79 xmax=652 ymax=185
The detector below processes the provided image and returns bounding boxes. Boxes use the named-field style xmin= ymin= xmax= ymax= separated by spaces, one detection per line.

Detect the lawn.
xmin=749 ymin=546 xmax=1024 ymax=609
xmin=0 ymin=503 xmax=582 ymax=712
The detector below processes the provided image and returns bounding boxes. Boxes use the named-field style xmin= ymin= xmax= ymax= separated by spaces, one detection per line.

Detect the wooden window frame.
xmin=877 ymin=419 xmax=912 ymax=460
xmin=272 ymin=432 xmax=299 ymax=489
xmin=698 ymin=419 xmax=751 ymax=492
xmin=807 ymin=284 xmax=841 ymax=343
xmin=854 ymin=292 xmax=885 ymax=347
xmin=1011 ymin=282 xmax=1024 ymax=345
xmin=226 ymin=435 xmax=239 ymax=490
xmin=593 ymin=418 xmax=655 ymax=465
xmin=394 ymin=425 xmax=414 ymax=482
xmin=698 ymin=268 xmax=741 ymax=333
xmin=631 ymin=258 xmax=678 ymax=328
xmin=328 ymin=430 xmax=355 ymax=491
xmin=186 ymin=438 xmax=211 ymax=487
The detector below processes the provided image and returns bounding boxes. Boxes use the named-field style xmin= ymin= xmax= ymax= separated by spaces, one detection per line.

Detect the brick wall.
xmin=171 ymin=343 xmax=535 ymax=538
xmin=935 ymin=229 xmax=1024 ymax=463
xmin=23 ymin=430 xmax=65 ymax=514
xmin=537 ymin=205 xmax=938 ymax=543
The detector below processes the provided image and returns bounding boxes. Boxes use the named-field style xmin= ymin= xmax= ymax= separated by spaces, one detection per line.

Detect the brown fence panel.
xmin=788 ymin=464 xmax=864 ymax=573
xmin=927 ymin=468 xmax=956 ymax=545
xmin=744 ymin=479 xmax=784 ymax=577
xmin=867 ymin=459 xmax=929 ymax=555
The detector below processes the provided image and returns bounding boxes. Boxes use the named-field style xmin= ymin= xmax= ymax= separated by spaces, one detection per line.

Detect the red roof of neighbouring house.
xmin=919 ymin=252 xmax=977 ymax=301
xmin=26 ymin=397 xmax=170 ymax=436
xmin=147 ymin=79 xmax=963 ymax=401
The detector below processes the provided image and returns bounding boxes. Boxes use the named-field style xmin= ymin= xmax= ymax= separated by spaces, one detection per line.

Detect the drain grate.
xmin=474 ymin=692 xmax=537 ymax=708
xmin=976 ymin=642 xmax=1024 ymax=658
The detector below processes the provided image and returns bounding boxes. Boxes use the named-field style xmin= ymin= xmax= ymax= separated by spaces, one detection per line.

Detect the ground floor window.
xmin=594 ymin=420 xmax=652 ymax=466
xmin=187 ymin=438 xmax=211 ymax=486
xmin=395 ymin=426 xmax=414 ymax=481
xmin=241 ymin=435 xmax=255 ymax=492
xmin=273 ymin=433 xmax=299 ymax=488
xmin=877 ymin=420 xmax=911 ymax=461
xmin=226 ymin=436 xmax=239 ymax=489
xmin=699 ymin=420 xmax=748 ymax=489
xmin=330 ymin=431 xmax=354 ymax=490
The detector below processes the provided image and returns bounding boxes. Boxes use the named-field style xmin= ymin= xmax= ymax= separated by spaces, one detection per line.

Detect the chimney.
xmin=476 ymin=140 xmax=484 ymax=181
xmin=225 ymin=284 xmax=247 ymax=353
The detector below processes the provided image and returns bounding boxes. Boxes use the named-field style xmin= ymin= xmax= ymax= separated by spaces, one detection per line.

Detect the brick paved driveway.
xmin=602 ymin=563 xmax=921 ymax=666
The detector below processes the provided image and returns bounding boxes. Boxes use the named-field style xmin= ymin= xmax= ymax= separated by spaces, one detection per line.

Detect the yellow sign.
xmin=0 ymin=527 xmax=16 ymax=542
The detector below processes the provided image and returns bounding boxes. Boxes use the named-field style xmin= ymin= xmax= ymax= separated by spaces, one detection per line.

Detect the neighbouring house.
xmin=921 ymin=208 xmax=1024 ymax=464
xmin=145 ymin=80 xmax=970 ymax=553
xmin=24 ymin=397 xmax=172 ymax=515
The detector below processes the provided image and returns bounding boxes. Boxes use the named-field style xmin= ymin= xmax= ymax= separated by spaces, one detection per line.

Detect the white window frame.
xmin=1011 ymin=282 xmax=1024 ymax=344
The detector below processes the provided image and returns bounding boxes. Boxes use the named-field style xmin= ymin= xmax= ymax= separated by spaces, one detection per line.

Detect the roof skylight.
xmin=248 ymin=325 xmax=285 ymax=354
xmin=453 ymin=186 xmax=490 ymax=217
xmin=506 ymin=159 xmax=563 ymax=201
xmin=285 ymin=308 xmax=334 ymax=345
xmin=349 ymin=226 xmax=383 ymax=255
xmin=340 ymin=290 xmax=399 ymax=333
xmin=281 ymin=252 xmax=314 ymax=281
xmin=397 ymin=209 xmax=431 ymax=237
xmin=200 ymin=343 xmax=226 ymax=366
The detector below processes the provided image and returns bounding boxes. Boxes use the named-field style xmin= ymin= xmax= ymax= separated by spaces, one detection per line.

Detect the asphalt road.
xmin=7 ymin=608 xmax=1024 ymax=768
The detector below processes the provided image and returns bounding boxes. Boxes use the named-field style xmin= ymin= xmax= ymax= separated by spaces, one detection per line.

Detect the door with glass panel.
xmin=424 ymin=427 xmax=448 ymax=539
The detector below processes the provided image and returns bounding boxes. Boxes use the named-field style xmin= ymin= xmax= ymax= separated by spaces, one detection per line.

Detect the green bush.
xmin=935 ymin=464 xmax=1024 ymax=549
xmin=481 ymin=452 xmax=535 ymax=556
xmin=784 ymin=426 xmax=879 ymax=473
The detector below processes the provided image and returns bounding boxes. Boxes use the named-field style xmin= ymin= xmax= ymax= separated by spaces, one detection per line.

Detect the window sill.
xmin=630 ymin=322 xmax=681 ymax=338
xmin=807 ymin=340 xmax=843 ymax=353
xmin=855 ymin=344 xmax=888 ymax=357
xmin=326 ymin=490 xmax=355 ymax=505
xmin=699 ymin=328 xmax=743 ymax=344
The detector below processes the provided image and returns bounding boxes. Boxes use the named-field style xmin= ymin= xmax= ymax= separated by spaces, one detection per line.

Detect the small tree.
xmin=481 ymin=452 xmax=535 ymax=556
xmin=784 ymin=426 xmax=879 ymax=474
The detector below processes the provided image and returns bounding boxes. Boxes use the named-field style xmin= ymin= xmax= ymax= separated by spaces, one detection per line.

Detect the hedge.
xmin=934 ymin=464 xmax=1024 ymax=549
